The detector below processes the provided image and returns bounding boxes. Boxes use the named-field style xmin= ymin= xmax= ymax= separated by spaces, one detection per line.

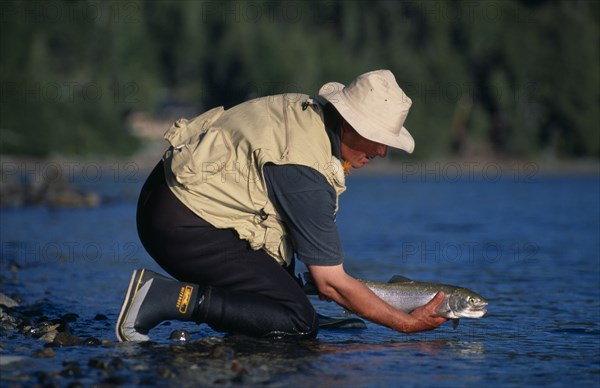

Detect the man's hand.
xmin=406 ymin=291 xmax=448 ymax=332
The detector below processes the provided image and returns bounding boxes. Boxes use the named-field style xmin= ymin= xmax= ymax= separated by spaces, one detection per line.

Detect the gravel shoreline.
xmin=0 ymin=263 xmax=326 ymax=387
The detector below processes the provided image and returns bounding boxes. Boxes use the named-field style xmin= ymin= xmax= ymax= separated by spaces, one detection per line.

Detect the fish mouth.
xmin=462 ymin=303 xmax=488 ymax=318
xmin=461 ymin=308 xmax=487 ymax=318
xmin=473 ymin=306 xmax=488 ymax=317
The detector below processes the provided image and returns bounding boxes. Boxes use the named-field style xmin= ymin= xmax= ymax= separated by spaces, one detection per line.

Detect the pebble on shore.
xmin=0 ymin=293 xmax=19 ymax=308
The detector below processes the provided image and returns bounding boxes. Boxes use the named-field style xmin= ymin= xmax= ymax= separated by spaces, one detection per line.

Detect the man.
xmin=116 ymin=70 xmax=447 ymax=342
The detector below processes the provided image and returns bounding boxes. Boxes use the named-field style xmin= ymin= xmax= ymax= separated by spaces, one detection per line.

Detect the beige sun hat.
xmin=318 ymin=69 xmax=415 ymax=153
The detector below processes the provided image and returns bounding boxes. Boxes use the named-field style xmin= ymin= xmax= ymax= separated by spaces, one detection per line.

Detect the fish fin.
xmin=302 ymin=272 xmax=319 ymax=295
xmin=387 ymin=275 xmax=414 ymax=284
xmin=452 ymin=319 xmax=460 ymax=329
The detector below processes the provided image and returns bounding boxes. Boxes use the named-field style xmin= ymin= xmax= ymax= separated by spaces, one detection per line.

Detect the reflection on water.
xmin=1 ymin=176 xmax=599 ymax=386
xmin=317 ymin=339 xmax=485 ymax=358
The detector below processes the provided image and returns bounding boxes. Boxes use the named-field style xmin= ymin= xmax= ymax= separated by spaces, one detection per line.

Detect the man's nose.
xmin=376 ymin=144 xmax=388 ymax=158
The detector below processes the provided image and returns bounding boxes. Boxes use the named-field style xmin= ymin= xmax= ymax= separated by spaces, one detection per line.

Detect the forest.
xmin=1 ymin=0 xmax=598 ymax=159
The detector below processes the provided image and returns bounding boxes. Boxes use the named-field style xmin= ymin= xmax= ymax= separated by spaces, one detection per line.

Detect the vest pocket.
xmin=262 ymin=226 xmax=293 ymax=266
xmin=167 ymin=127 xmax=232 ymax=187
xmin=164 ymin=106 xmax=224 ymax=147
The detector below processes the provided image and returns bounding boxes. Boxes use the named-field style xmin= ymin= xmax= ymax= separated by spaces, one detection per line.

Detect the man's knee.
xmin=288 ymin=301 xmax=319 ymax=339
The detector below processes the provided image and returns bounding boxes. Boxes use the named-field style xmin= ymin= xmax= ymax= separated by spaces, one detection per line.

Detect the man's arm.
xmin=263 ymin=164 xmax=446 ymax=333
xmin=308 ymin=264 xmax=447 ymax=333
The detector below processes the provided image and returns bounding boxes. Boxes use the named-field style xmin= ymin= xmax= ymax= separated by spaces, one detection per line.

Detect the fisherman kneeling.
xmin=116 ymin=70 xmax=447 ymax=342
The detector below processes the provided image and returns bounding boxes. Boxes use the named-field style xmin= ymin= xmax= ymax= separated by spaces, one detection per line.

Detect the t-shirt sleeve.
xmin=263 ymin=163 xmax=344 ymax=266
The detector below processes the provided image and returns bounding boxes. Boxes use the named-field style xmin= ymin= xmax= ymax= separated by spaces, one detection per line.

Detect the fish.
xmin=303 ymin=273 xmax=488 ymax=329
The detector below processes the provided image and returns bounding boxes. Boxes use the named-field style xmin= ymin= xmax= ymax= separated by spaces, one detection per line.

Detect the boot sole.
xmin=115 ymin=269 xmax=145 ymax=342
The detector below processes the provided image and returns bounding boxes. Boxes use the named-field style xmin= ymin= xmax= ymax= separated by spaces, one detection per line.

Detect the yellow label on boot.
xmin=176 ymin=286 xmax=194 ymax=314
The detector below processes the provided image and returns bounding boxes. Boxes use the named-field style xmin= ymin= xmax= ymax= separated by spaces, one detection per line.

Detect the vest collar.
xmin=304 ymin=96 xmax=342 ymax=162
xmin=322 ymin=102 xmax=342 ymax=160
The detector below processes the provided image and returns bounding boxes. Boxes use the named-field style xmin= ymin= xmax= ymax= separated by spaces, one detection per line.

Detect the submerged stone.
xmin=209 ymin=345 xmax=236 ymax=360
xmin=32 ymin=348 xmax=56 ymax=358
xmin=39 ymin=331 xmax=57 ymax=342
xmin=60 ymin=361 xmax=82 ymax=377
xmin=0 ymin=355 xmax=27 ymax=366
xmin=108 ymin=357 xmax=124 ymax=370
xmin=61 ymin=313 xmax=79 ymax=322
xmin=53 ymin=332 xmax=81 ymax=346
xmin=169 ymin=330 xmax=191 ymax=342
xmin=82 ymin=336 xmax=102 ymax=346
xmin=0 ymin=293 xmax=19 ymax=308
xmin=88 ymin=358 xmax=108 ymax=369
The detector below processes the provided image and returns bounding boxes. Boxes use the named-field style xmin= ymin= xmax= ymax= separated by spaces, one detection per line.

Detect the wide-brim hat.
xmin=318 ymin=69 xmax=415 ymax=153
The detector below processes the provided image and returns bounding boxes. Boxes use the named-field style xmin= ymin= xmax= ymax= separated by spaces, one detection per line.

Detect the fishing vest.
xmin=161 ymin=94 xmax=347 ymax=266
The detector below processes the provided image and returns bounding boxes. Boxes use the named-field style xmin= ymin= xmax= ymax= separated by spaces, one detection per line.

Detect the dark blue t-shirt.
xmin=263 ymin=163 xmax=343 ymax=266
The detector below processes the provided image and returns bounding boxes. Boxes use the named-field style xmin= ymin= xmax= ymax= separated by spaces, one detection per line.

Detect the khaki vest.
xmin=161 ymin=94 xmax=346 ymax=266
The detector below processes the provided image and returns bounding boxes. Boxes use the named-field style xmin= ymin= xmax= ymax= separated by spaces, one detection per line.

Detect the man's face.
xmin=340 ymin=121 xmax=388 ymax=169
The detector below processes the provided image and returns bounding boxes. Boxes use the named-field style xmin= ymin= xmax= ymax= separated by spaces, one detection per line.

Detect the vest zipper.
xmin=281 ymin=94 xmax=290 ymax=160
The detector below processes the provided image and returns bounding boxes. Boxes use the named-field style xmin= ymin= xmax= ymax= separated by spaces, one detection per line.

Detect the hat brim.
xmin=319 ymin=81 xmax=415 ymax=154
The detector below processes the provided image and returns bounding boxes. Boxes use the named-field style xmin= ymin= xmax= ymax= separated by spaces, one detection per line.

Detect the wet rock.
xmin=103 ymin=376 xmax=126 ymax=385
xmin=215 ymin=371 xmax=246 ymax=386
xmin=0 ymin=355 xmax=27 ymax=366
xmin=52 ymin=318 xmax=70 ymax=332
xmin=0 ymin=292 xmax=19 ymax=307
xmin=100 ymin=339 xmax=113 ymax=346
xmin=53 ymin=331 xmax=81 ymax=346
xmin=9 ymin=262 xmax=21 ymax=272
xmin=169 ymin=329 xmax=191 ymax=342
xmin=231 ymin=359 xmax=247 ymax=374
xmin=194 ymin=336 xmax=223 ymax=347
xmin=1 ymin=373 xmax=30 ymax=383
xmin=231 ymin=371 xmax=246 ymax=384
xmin=157 ymin=366 xmax=174 ymax=378
xmin=32 ymin=347 xmax=56 ymax=358
xmin=0 ymin=307 xmax=20 ymax=330
xmin=29 ymin=324 xmax=59 ymax=340
xmin=61 ymin=313 xmax=79 ymax=322
xmin=108 ymin=357 xmax=124 ymax=370
xmin=35 ymin=370 xmax=56 ymax=386
xmin=28 ymin=318 xmax=69 ymax=339
xmin=39 ymin=331 xmax=58 ymax=342
xmin=23 ymin=307 xmax=45 ymax=319
xmin=60 ymin=361 xmax=82 ymax=378
xmin=209 ymin=345 xmax=236 ymax=360
xmin=82 ymin=336 xmax=102 ymax=346
xmin=94 ymin=314 xmax=108 ymax=321
xmin=88 ymin=358 xmax=108 ymax=369
xmin=130 ymin=363 xmax=149 ymax=372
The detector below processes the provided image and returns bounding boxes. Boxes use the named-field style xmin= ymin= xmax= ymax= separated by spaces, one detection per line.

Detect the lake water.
xmin=1 ymin=166 xmax=599 ymax=387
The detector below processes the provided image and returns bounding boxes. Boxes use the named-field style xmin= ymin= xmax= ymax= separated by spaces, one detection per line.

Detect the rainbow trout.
xmin=303 ymin=273 xmax=488 ymax=328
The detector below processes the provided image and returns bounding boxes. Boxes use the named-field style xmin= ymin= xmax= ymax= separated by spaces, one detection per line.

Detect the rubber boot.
xmin=116 ymin=268 xmax=318 ymax=341
xmin=116 ymin=269 xmax=200 ymax=342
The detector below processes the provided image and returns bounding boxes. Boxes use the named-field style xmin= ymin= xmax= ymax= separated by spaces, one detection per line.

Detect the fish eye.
xmin=469 ymin=297 xmax=477 ymax=304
